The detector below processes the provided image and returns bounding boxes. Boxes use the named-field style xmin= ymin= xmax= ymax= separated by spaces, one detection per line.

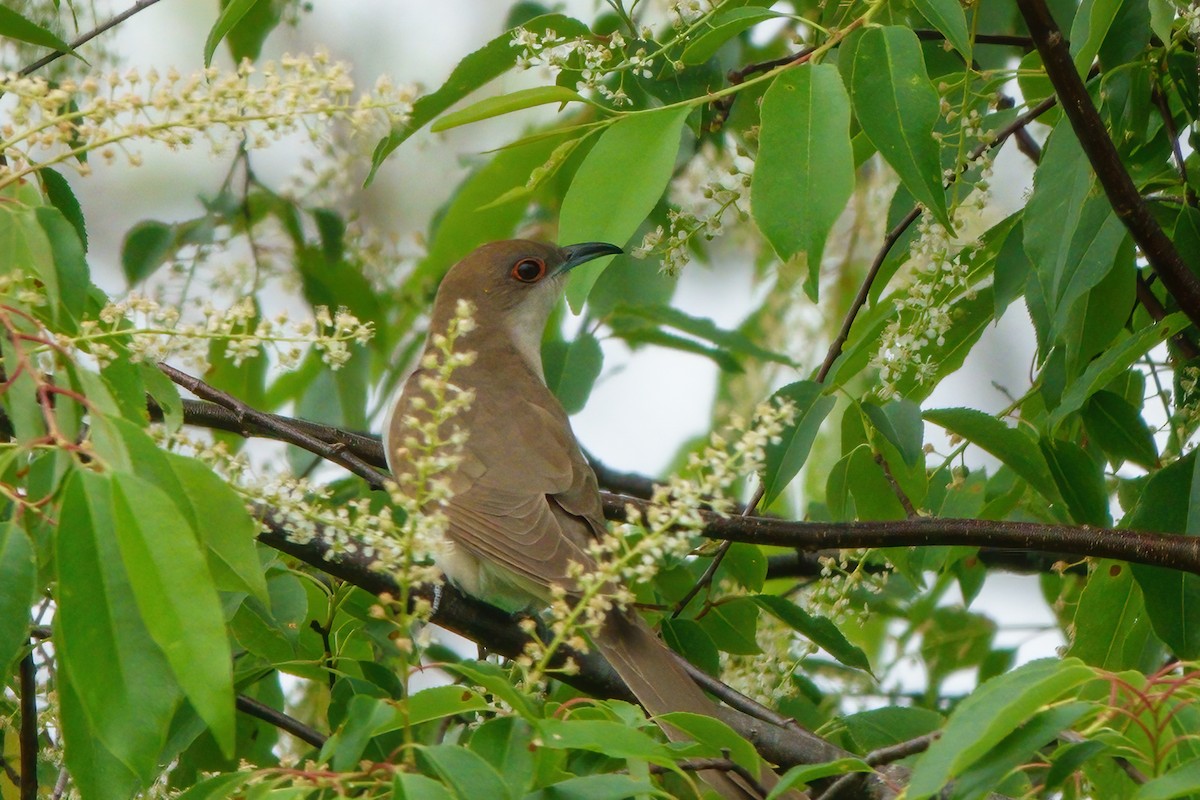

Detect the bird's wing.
xmin=444 ymin=388 xmax=603 ymax=594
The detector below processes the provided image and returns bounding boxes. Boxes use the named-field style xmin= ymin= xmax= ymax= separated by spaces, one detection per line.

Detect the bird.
xmin=384 ymin=240 xmax=776 ymax=799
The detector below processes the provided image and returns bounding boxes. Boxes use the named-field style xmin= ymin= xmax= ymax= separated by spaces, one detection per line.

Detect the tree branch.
xmin=236 ymin=695 xmax=328 ymax=749
xmin=145 ymin=398 xmax=1200 ymax=576
xmin=157 ymin=363 xmax=391 ymax=489
xmin=1016 ymin=0 xmax=1200 ymax=330
xmin=252 ymin=505 xmax=850 ymax=774
xmin=19 ymin=0 xmax=168 ymax=76
xmin=602 ymin=496 xmax=1200 ymax=576
xmin=19 ymin=651 xmax=37 ymax=800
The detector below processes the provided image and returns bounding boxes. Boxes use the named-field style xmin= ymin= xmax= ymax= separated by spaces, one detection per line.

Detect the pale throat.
xmin=501 ymin=290 xmax=559 ymax=384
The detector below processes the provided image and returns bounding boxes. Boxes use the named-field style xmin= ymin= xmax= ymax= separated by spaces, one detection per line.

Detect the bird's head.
xmin=430 ymin=239 xmax=622 ymax=375
xmin=436 ymin=239 xmax=621 ymax=318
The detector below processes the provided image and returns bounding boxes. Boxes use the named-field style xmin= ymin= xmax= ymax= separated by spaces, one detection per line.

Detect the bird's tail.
xmin=595 ymin=612 xmax=785 ymax=800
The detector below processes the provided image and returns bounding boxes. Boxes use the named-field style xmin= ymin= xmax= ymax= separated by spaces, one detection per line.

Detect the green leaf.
xmin=752 ymin=64 xmax=854 ymax=295
xmin=769 ymin=759 xmax=872 ymax=797
xmin=1040 ymin=438 xmax=1109 ymax=526
xmin=611 ymin=303 xmax=793 ymax=365
xmin=0 ymin=520 xmax=35 ymax=672
xmin=912 ymin=0 xmax=972 ymax=60
xmin=121 ymin=219 xmax=175 ymax=285
xmin=1069 ymin=561 xmax=1155 ymax=670
xmin=393 ymin=772 xmax=455 ymax=800
xmin=420 ymin=130 xmax=577 ymax=284
xmin=753 ymin=594 xmax=871 ymax=672
xmin=1134 ymin=757 xmax=1200 ymax=800
xmin=56 ymin=469 xmax=180 ymax=781
xmin=204 ymin=0 xmax=259 ymax=66
xmin=0 ymin=5 xmax=75 ymax=54
xmin=1049 ymin=312 xmax=1190 ymax=430
xmin=655 ymin=712 xmax=759 ymax=773
xmin=110 ymin=472 xmax=236 ymax=754
xmin=842 ymin=27 xmax=950 ymax=230
xmin=761 ymin=381 xmax=836 ymax=506
xmin=696 ymin=596 xmax=760 ymax=655
xmin=39 ymin=166 xmax=88 ymax=251
xmin=561 ymin=106 xmax=691 ymax=311
xmin=468 ymin=717 xmax=534 ymax=795
xmin=442 ymin=660 xmax=538 ymax=720
xmin=35 ymin=205 xmax=89 ymax=329
xmin=366 ymin=14 xmax=590 ymax=184
xmin=907 ymin=658 xmax=1094 ymax=798
xmin=1069 ymin=0 xmax=1122 ymax=75
xmin=536 ymin=718 xmax=671 ymax=762
xmin=223 ymin=0 xmax=283 ymax=64
xmin=57 ymin=664 xmax=141 ymax=800
xmin=952 ymin=702 xmax=1091 ymax=797
xmin=1082 ymin=390 xmax=1159 ymax=469
xmin=323 ymin=694 xmax=398 ymax=771
xmin=165 ymin=452 xmax=270 ymax=602
xmin=431 ymin=85 xmax=584 ymax=132
xmin=387 ymin=685 xmax=490 ymax=730
xmin=524 ymin=774 xmax=662 ymax=800
xmin=1127 ymin=452 xmax=1200 ymax=659
xmin=681 ymin=5 xmax=780 ymax=64
xmin=924 ymin=407 xmax=1063 ymax=508
xmin=416 ymin=744 xmax=512 ymax=800
xmin=543 ymin=330 xmax=603 ymax=414
xmin=174 ymin=772 xmax=253 ymax=800
xmin=842 ymin=707 xmax=943 ymax=752
xmin=862 ymin=399 xmax=924 ymax=466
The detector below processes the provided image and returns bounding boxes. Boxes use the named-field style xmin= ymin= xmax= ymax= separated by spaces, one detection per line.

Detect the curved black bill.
xmin=558 ymin=241 xmax=623 ymax=274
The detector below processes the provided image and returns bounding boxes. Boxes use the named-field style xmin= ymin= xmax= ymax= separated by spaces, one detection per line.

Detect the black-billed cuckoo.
xmin=386 ymin=240 xmax=773 ymax=799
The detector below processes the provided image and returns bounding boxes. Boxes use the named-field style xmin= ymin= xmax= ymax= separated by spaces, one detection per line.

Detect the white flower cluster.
xmin=515 ymin=397 xmax=797 ymax=686
xmin=0 ymin=52 xmax=418 ymax=188
xmin=69 ymin=294 xmax=373 ymax=372
xmin=869 ymin=141 xmax=993 ymax=400
xmin=632 ymin=138 xmax=754 ymax=274
xmin=386 ymin=298 xmax=478 ymax=586
xmin=510 ymin=27 xmax=645 ymax=104
xmin=624 ymin=395 xmax=796 ymax=564
xmin=666 ymin=0 xmax=720 ymax=27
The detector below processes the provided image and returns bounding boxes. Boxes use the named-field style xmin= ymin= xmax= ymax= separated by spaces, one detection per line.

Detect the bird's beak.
xmin=555 ymin=241 xmax=623 ymax=276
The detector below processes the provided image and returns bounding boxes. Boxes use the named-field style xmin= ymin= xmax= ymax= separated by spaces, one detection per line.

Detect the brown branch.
xmin=252 ymin=505 xmax=850 ymax=774
xmin=236 ymin=695 xmax=327 ymax=749
xmin=18 ymin=651 xmax=36 ymax=800
xmin=819 ymin=733 xmax=938 ymax=800
xmin=815 ymin=93 xmax=1059 ymax=383
xmin=146 ymin=399 xmax=1200 ymax=577
xmin=601 ymin=496 xmax=1200 ymax=576
xmin=157 ymin=363 xmax=391 ymax=489
xmin=19 ymin=0 xmax=167 ymax=76
xmin=1136 ymin=273 xmax=1200 ymax=360
xmin=1016 ymin=0 xmax=1200 ymax=330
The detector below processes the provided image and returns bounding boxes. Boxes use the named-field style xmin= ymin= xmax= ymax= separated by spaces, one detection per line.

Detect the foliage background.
xmin=4 ymin=1 xmax=1200 ymax=799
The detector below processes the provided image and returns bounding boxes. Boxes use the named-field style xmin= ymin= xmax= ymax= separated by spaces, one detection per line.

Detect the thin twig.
xmin=819 ymin=733 xmax=938 ymax=799
xmin=815 ymin=93 xmax=1058 ymax=383
xmin=236 ymin=695 xmax=327 ymax=748
xmin=1136 ymin=273 xmax=1200 ymax=360
xmin=156 ymin=363 xmax=391 ymax=489
xmin=672 ymin=484 xmax=768 ymax=617
xmin=1016 ymin=0 xmax=1200 ymax=329
xmin=19 ymin=0 xmax=168 ymax=76
xmin=873 ymin=453 xmax=918 ymax=519
xmin=19 ymin=652 xmax=37 ymax=800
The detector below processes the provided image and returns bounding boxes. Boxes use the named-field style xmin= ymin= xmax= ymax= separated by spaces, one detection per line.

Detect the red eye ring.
xmin=512 ymin=257 xmax=546 ymax=283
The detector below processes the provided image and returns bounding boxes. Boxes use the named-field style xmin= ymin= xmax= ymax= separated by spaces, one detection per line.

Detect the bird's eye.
xmin=511 ymin=257 xmax=546 ymax=283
